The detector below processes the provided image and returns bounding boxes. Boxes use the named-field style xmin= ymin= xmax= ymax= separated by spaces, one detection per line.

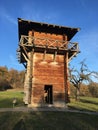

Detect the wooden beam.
xmin=23 ymin=51 xmax=33 ymax=105
xmin=22 ymin=52 xmax=28 ymax=62
xmin=28 ymin=31 xmax=34 ymax=44
xmin=22 ymin=63 xmax=27 ymax=68
xmin=43 ymin=49 xmax=46 ymax=61
xmin=64 ymin=52 xmax=70 ymax=103
xmin=22 ymin=46 xmax=29 ymax=59
xmin=63 ymin=34 xmax=68 ymax=41
xmin=23 ymin=31 xmax=34 ymax=105
xmin=53 ymin=51 xmax=57 ymax=61
xmin=63 ymin=34 xmax=68 ymax=49
xmin=68 ymin=52 xmax=77 ymax=62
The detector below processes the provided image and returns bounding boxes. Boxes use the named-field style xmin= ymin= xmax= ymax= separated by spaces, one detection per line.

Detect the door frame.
xmin=44 ymin=85 xmax=53 ymax=104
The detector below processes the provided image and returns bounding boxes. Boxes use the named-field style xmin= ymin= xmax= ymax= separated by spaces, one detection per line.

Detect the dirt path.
xmin=0 ymin=107 xmax=98 ymax=115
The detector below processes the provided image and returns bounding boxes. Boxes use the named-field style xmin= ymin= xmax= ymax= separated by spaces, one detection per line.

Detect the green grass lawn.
xmin=68 ymin=96 xmax=98 ymax=112
xmin=0 ymin=90 xmax=98 ymax=129
xmin=0 ymin=89 xmax=98 ymax=112
xmin=0 ymin=111 xmax=98 ymax=130
xmin=0 ymin=89 xmax=24 ymax=108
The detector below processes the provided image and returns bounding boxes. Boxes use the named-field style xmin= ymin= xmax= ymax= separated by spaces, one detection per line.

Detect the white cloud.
xmin=20 ymin=2 xmax=58 ymax=24
xmin=4 ymin=14 xmax=17 ymax=25
xmin=0 ymin=6 xmax=17 ymax=25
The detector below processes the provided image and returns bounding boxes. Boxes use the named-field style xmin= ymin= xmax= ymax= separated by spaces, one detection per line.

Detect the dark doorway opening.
xmin=44 ymin=85 xmax=53 ymax=104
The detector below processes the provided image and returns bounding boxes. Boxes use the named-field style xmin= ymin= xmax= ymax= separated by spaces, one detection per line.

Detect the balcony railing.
xmin=19 ymin=35 xmax=79 ymax=51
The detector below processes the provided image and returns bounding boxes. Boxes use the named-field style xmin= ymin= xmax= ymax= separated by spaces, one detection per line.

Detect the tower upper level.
xmin=17 ymin=18 xmax=80 ymax=63
xmin=18 ymin=18 xmax=80 ymax=41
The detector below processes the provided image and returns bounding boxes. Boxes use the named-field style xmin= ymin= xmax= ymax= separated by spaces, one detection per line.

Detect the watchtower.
xmin=17 ymin=18 xmax=80 ymax=107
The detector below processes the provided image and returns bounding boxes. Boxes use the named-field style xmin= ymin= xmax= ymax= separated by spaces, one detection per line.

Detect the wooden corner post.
xmin=23 ymin=31 xmax=34 ymax=105
xmin=64 ymin=51 xmax=70 ymax=103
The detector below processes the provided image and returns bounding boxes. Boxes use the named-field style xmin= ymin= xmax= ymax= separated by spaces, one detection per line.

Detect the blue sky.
xmin=0 ymin=0 xmax=98 ymax=73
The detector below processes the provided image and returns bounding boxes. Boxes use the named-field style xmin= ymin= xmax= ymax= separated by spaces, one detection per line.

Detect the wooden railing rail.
xmin=19 ymin=35 xmax=79 ymax=51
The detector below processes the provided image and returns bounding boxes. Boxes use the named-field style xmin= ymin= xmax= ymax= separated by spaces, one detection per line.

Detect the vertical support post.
xmin=28 ymin=31 xmax=33 ymax=44
xmin=24 ymin=52 xmax=32 ymax=104
xmin=63 ymin=34 xmax=67 ymax=40
xmin=63 ymin=35 xmax=68 ymax=48
xmin=64 ymin=51 xmax=70 ymax=103
xmin=23 ymin=31 xmax=34 ymax=105
xmin=53 ymin=51 xmax=57 ymax=62
xmin=43 ymin=49 xmax=46 ymax=61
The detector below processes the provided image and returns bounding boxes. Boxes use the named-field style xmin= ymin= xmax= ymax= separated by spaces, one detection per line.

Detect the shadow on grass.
xmin=13 ymin=118 xmax=26 ymax=130
xmin=0 ymin=110 xmax=98 ymax=129
xmin=67 ymin=105 xmax=94 ymax=112
xmin=79 ymin=98 xmax=98 ymax=105
xmin=0 ymin=98 xmax=24 ymax=108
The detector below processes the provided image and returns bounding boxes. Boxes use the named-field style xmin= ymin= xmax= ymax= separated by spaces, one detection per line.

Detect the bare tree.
xmin=69 ymin=60 xmax=96 ymax=101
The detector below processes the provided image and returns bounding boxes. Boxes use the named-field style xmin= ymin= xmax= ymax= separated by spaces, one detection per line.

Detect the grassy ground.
xmin=0 ymin=89 xmax=98 ymax=112
xmin=0 ymin=89 xmax=24 ymax=108
xmin=0 ymin=90 xmax=98 ymax=130
xmin=0 ymin=111 xmax=98 ymax=130
xmin=68 ymin=96 xmax=98 ymax=112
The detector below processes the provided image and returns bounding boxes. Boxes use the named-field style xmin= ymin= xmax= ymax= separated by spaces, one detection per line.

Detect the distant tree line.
xmin=0 ymin=64 xmax=98 ymax=98
xmin=70 ymin=82 xmax=98 ymax=98
xmin=0 ymin=66 xmax=25 ymax=91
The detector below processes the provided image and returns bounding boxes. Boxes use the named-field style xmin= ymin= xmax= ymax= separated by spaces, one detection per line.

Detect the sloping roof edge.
xmin=18 ymin=18 xmax=80 ymax=41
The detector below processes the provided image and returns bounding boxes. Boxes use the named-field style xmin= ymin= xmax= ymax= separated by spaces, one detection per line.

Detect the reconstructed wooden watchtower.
xmin=17 ymin=18 xmax=80 ymax=107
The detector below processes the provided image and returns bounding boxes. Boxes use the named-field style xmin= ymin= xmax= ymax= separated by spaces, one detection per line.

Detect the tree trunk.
xmin=75 ymin=88 xmax=80 ymax=101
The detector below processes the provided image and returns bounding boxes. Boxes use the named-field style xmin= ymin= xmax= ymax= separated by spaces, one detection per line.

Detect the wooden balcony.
xmin=17 ymin=35 xmax=79 ymax=63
